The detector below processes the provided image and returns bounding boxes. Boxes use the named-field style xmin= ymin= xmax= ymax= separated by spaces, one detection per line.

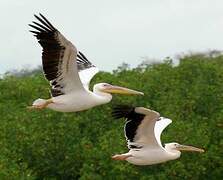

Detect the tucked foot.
xmin=27 ymin=104 xmax=47 ymax=110
xmin=112 ymin=154 xmax=132 ymax=161
xmin=27 ymin=99 xmax=53 ymax=110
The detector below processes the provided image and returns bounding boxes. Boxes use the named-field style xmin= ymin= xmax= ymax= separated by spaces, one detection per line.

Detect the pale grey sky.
xmin=1 ymin=0 xmax=223 ymax=73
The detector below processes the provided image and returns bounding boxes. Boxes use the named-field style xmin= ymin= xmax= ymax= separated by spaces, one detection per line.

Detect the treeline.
xmin=0 ymin=53 xmax=222 ymax=179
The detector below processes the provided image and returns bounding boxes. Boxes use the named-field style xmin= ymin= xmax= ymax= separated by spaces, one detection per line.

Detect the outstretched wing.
xmin=112 ymin=105 xmax=166 ymax=149
xmin=154 ymin=117 xmax=172 ymax=147
xmin=29 ymin=13 xmax=85 ymax=97
xmin=77 ymin=51 xmax=99 ymax=90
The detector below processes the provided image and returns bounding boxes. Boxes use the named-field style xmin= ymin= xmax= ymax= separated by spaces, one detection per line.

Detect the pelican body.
xmin=44 ymin=83 xmax=142 ymax=112
xmin=29 ymin=14 xmax=143 ymax=112
xmin=126 ymin=145 xmax=178 ymax=165
xmin=46 ymin=89 xmax=108 ymax=112
xmin=112 ymin=106 xmax=204 ymax=165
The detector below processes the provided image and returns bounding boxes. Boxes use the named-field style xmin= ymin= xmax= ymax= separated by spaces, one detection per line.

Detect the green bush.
xmin=0 ymin=54 xmax=222 ymax=179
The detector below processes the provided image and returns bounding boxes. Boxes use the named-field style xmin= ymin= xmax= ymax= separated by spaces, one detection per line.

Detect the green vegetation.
xmin=0 ymin=53 xmax=222 ymax=179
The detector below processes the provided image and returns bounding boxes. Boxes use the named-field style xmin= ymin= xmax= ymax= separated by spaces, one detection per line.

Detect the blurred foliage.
xmin=0 ymin=54 xmax=223 ymax=179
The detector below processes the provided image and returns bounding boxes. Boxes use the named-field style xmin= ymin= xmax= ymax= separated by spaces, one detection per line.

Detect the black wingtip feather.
xmin=29 ymin=30 xmax=38 ymax=37
xmin=33 ymin=13 xmax=56 ymax=31
xmin=112 ymin=105 xmax=136 ymax=119
xmin=32 ymin=21 xmax=51 ymax=32
xmin=29 ymin=30 xmax=39 ymax=34
xmin=29 ymin=24 xmax=45 ymax=32
xmin=39 ymin=13 xmax=56 ymax=30
xmin=76 ymin=51 xmax=96 ymax=71
xmin=113 ymin=105 xmax=146 ymax=143
xmin=79 ymin=51 xmax=88 ymax=60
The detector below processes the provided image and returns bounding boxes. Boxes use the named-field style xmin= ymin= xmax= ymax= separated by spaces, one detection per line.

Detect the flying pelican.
xmin=111 ymin=105 xmax=204 ymax=165
xmin=28 ymin=14 xmax=144 ymax=112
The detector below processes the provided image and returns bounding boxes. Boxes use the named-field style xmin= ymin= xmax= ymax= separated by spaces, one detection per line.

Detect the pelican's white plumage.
xmin=29 ymin=14 xmax=143 ymax=112
xmin=112 ymin=105 xmax=204 ymax=165
xmin=154 ymin=117 xmax=172 ymax=147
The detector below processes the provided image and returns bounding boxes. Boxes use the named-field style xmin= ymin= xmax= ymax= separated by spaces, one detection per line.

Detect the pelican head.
xmin=165 ymin=142 xmax=205 ymax=153
xmin=93 ymin=83 xmax=144 ymax=95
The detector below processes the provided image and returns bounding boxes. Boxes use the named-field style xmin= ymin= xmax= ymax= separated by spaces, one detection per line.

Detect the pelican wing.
xmin=77 ymin=51 xmax=99 ymax=90
xmin=112 ymin=105 xmax=169 ymax=149
xmin=154 ymin=117 xmax=172 ymax=147
xmin=29 ymin=13 xmax=85 ymax=97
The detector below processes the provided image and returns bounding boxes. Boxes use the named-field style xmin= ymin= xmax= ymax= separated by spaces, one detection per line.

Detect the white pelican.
xmin=28 ymin=14 xmax=143 ymax=112
xmin=111 ymin=105 xmax=204 ymax=165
